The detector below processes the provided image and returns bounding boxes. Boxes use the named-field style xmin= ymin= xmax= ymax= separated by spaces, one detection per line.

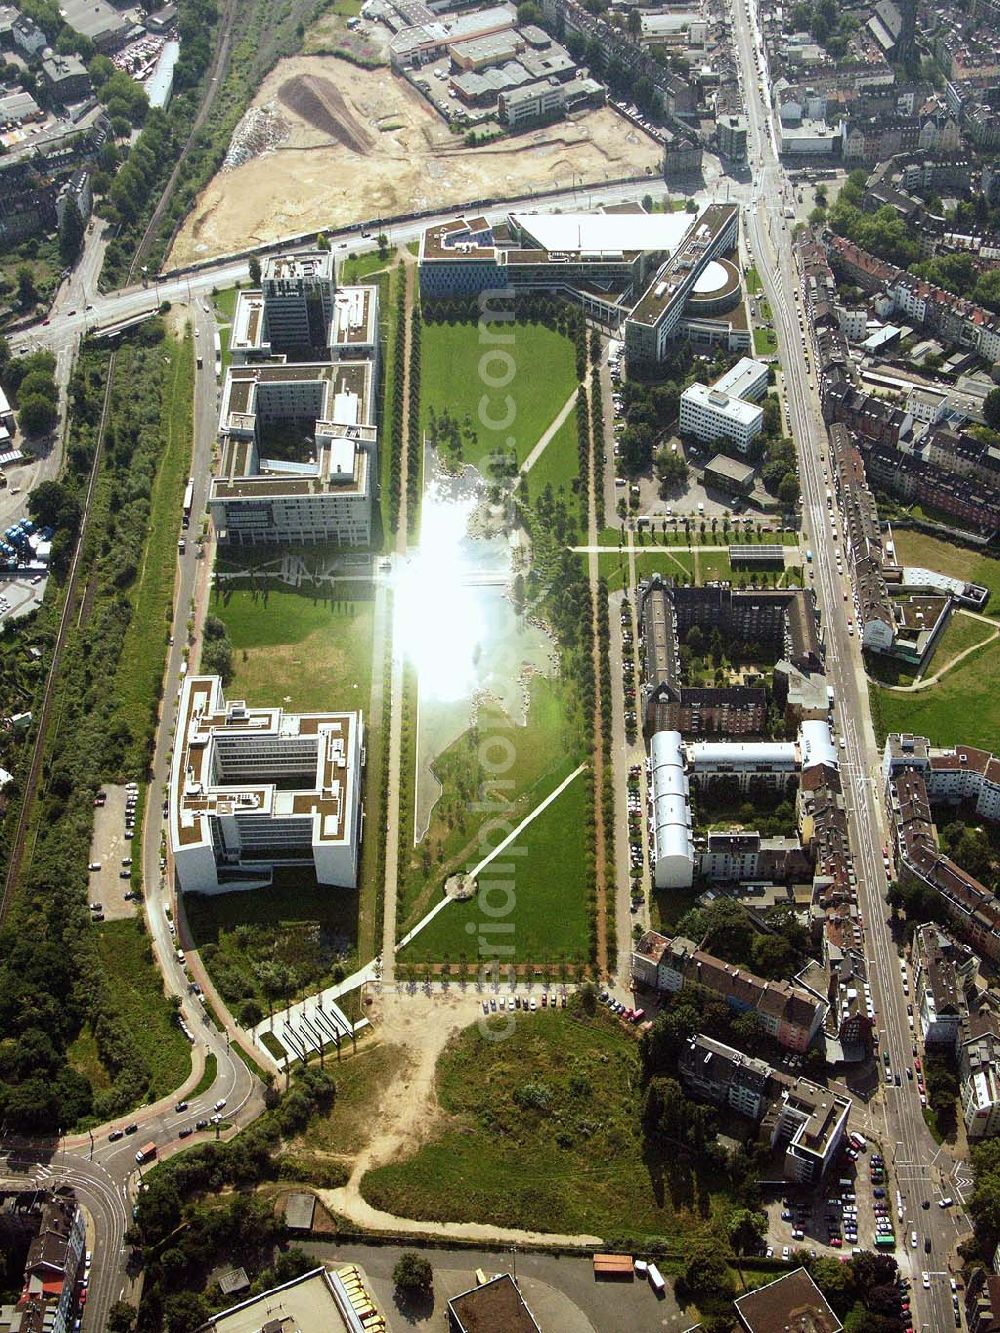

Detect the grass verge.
xmin=115 ymin=333 xmax=194 ymax=764
xmin=190 ymin=1052 xmax=218 ymax=1099
xmin=95 ymin=921 xmax=192 ymax=1101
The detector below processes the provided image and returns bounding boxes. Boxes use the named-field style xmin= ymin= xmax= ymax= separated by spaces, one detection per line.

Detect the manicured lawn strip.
xmin=746 ymin=266 xmax=763 ymax=296
xmin=209 ymin=583 xmax=374 ymax=714
xmin=190 ymin=1052 xmax=218 ymax=1099
xmin=213 ymin=287 xmax=239 ymax=321
xmin=341 ymin=252 xmax=390 ymax=284
xmin=870 ymin=635 xmax=1000 ymax=751
xmin=233 ymin=1043 xmax=271 ymax=1083
xmin=421 ymin=320 xmax=578 ymax=470
xmin=400 ymin=768 xmax=591 ymax=963
xmin=891 ymin=530 xmax=1000 ymax=616
xmin=260 ymin=1031 xmax=286 ymax=1060
xmin=361 ymin=1009 xmax=726 ymax=1246
xmin=525 ymin=412 xmax=581 ymax=500
xmin=95 ymin=921 xmax=192 ymax=1100
xmin=929 ymin=611 xmax=996 ymax=672
xmin=753 ymin=327 xmax=777 ymax=356
xmin=184 ymin=872 xmax=360 ymax=1011
xmin=115 ymin=334 xmax=194 ymax=761
xmin=633 ymin=551 xmax=696 ymax=583
xmin=397 ymin=677 xmax=584 ymax=930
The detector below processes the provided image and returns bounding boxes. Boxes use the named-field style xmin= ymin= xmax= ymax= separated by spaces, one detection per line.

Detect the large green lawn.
xmin=94 ymin=922 xmax=192 ymax=1101
xmin=399 ymin=764 xmax=591 ymax=964
xmin=891 ymin=530 xmax=1000 ymax=616
xmin=397 ymin=676 xmax=583 ymax=933
xmin=525 ymin=410 xmax=580 ymax=500
xmin=870 ymin=634 xmax=1000 ymax=751
xmin=421 ymin=320 xmax=578 ymax=471
xmin=184 ymin=871 xmax=360 ymax=1011
xmin=361 ymin=1009 xmax=728 ymax=1246
xmin=209 ymin=582 xmax=374 ymax=714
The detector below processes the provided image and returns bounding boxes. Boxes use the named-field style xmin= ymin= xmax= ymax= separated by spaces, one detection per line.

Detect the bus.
xmin=874 ymin=1234 xmax=896 ymax=1249
xmin=182 ymin=478 xmax=194 ymax=529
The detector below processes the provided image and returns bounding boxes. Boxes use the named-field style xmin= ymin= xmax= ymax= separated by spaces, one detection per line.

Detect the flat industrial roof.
xmin=510 ymin=209 xmax=692 ymax=256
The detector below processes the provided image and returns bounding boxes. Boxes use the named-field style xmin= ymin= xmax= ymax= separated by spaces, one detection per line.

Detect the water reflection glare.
xmin=392 ymin=474 xmax=486 ymax=704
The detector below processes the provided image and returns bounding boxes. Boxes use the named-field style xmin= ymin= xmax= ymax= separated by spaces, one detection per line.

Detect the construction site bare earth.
xmin=169 ymin=56 xmax=662 ymax=266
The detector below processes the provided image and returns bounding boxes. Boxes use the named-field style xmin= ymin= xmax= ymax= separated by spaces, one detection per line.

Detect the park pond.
xmin=394 ymin=457 xmax=557 ymax=840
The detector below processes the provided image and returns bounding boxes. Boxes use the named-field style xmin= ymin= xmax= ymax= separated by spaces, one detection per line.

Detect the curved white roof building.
xmin=650 ymin=729 xmax=695 ymax=889
xmin=800 ymin=719 xmax=838 ymax=772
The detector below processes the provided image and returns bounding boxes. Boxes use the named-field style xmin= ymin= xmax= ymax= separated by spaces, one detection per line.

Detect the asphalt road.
xmin=0 ymin=93 xmax=967 ymax=1330
xmin=731 ymin=1 xmax=970 ymax=1326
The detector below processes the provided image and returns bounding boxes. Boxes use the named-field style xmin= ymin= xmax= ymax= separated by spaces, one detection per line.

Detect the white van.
xmin=647 ymin=1264 xmax=666 ymax=1295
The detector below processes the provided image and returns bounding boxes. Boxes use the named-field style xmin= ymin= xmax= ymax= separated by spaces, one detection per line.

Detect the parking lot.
xmin=766 ymin=1138 xmax=895 ymax=1262
xmin=87 ymin=784 xmax=139 ymax=923
xmin=0 ymin=571 xmax=46 ymax=624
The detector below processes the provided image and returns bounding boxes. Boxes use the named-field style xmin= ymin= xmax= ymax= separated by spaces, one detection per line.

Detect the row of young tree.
xmin=595 ymin=575 xmax=615 ymax=959
xmin=407 ymin=304 xmax=422 ymax=532
xmin=387 ymin=263 xmax=406 ymax=531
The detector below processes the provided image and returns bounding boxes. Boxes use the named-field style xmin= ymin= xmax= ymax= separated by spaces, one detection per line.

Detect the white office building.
xmin=170 ymin=676 xmax=364 ymax=895
xmin=679 ymin=382 xmax=764 ymax=452
xmin=259 ymin=251 xmax=336 ymax=353
xmin=713 ymin=356 xmax=770 ymax=403
xmin=650 ymin=729 xmax=695 ymax=889
xmin=210 ymin=359 xmax=377 ymax=547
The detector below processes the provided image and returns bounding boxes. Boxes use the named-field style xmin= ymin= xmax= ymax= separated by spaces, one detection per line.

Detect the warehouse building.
xmin=170 ymin=676 xmax=364 ymax=896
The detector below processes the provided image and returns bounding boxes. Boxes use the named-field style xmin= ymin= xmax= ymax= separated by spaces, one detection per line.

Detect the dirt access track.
xmin=169 ymin=56 xmax=662 ymax=266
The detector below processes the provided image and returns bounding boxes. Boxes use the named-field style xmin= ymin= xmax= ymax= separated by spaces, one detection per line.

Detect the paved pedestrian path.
xmin=252 ymin=764 xmax=587 ymax=1065
xmin=521 ymin=386 xmax=582 ymax=474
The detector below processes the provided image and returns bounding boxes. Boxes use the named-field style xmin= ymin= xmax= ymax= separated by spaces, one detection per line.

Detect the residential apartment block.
xmin=772 ymin=1078 xmax=852 ymax=1183
xmin=911 ymin=921 xmax=975 ymax=1051
xmin=640 ymin=576 xmax=822 ymax=736
xmin=12 ymin=1192 xmax=85 ymax=1333
xmin=678 ymin=1032 xmax=774 ymax=1120
xmin=961 ymin=1017 xmax=1000 ymax=1140
xmin=632 ymin=931 xmax=828 ymax=1052
xmin=169 ymin=675 xmax=364 ymax=896
xmin=883 ymin=734 xmax=1000 ymax=963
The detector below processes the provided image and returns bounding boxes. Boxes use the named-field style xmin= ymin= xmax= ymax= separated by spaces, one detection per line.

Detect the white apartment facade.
xmin=170 ymin=676 xmax=364 ymax=895
xmin=679 ymin=382 xmax=764 ymax=452
xmin=961 ymin=1026 xmax=1000 ymax=1139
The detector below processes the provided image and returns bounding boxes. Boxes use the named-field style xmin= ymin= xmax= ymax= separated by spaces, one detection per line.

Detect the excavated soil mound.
xmin=278 ymin=74 xmax=373 ymax=153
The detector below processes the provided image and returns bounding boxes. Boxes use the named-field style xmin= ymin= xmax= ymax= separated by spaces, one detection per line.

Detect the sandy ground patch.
xmin=318 ymin=986 xmax=603 ymax=1244
xmin=169 ymin=56 xmax=662 ymax=266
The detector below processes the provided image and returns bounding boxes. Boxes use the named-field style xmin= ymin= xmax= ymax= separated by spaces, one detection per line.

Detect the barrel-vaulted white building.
xmin=650 ymin=729 xmax=696 ymax=890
